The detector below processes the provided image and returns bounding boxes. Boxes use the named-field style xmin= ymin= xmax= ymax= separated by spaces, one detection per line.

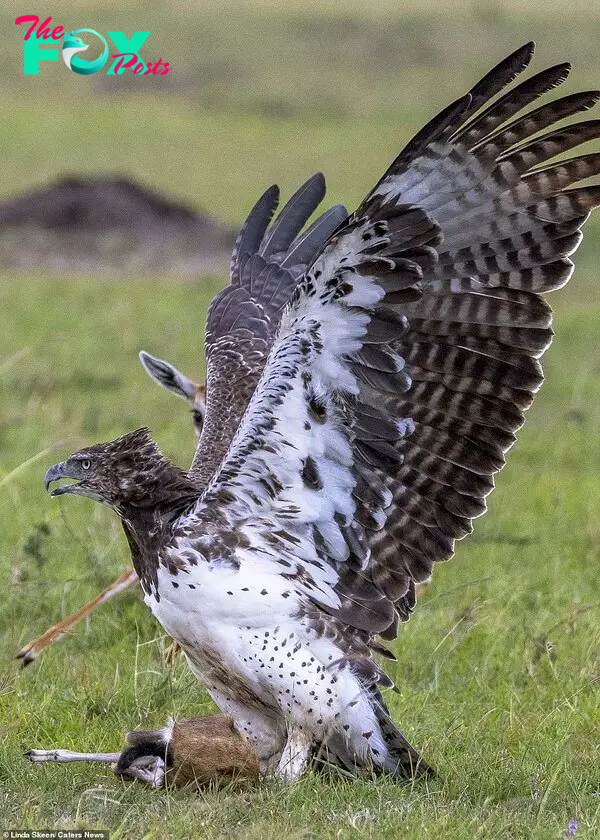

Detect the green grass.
xmin=3 ymin=277 xmax=600 ymax=839
xmin=2 ymin=0 xmax=600 ymax=837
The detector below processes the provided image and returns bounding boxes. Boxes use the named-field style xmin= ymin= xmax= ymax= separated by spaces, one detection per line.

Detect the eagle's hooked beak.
xmin=44 ymin=461 xmax=79 ymax=496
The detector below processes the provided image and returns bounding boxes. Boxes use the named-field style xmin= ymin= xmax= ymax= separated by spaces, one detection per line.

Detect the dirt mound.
xmin=0 ymin=176 xmax=236 ymax=275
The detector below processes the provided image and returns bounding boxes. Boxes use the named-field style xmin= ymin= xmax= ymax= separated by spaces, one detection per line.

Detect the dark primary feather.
xmin=281 ymin=205 xmax=347 ymax=269
xmin=229 ymin=184 xmax=279 ymax=287
xmin=260 ymin=173 xmax=326 ymax=259
xmin=337 ymin=43 xmax=600 ymax=635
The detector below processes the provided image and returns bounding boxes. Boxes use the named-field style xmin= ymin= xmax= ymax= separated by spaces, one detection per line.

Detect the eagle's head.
xmin=44 ymin=428 xmax=197 ymax=516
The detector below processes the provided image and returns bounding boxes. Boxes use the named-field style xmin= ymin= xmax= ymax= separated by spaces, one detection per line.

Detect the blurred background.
xmin=2 ymin=0 xmax=600 ymax=272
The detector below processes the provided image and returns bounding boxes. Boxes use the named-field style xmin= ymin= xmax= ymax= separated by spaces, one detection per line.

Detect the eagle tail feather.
xmin=313 ymin=682 xmax=433 ymax=781
xmin=370 ymin=692 xmax=434 ymax=780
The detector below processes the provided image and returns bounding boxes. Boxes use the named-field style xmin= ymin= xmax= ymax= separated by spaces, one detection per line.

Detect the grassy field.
xmin=2 ymin=1 xmax=600 ymax=838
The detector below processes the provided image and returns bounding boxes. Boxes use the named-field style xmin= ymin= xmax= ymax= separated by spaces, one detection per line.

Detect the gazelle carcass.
xmin=28 ymin=715 xmax=260 ymax=789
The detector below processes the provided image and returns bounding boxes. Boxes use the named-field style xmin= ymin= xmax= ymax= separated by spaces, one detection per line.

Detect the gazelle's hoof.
xmin=16 ymin=643 xmax=38 ymax=667
xmin=26 ymin=748 xmax=59 ymax=762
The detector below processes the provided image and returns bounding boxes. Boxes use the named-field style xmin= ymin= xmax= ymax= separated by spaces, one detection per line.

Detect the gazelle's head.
xmin=139 ymin=351 xmax=206 ymax=437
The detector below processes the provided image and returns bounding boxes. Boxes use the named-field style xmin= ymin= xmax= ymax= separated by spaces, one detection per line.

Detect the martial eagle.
xmin=44 ymin=44 xmax=600 ymax=781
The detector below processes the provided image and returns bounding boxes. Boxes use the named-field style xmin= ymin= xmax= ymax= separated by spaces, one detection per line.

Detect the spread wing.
xmin=182 ymin=43 xmax=600 ymax=645
xmin=189 ymin=174 xmax=347 ymax=486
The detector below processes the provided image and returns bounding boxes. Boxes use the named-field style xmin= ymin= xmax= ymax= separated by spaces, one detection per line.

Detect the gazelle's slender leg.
xmin=27 ymin=749 xmax=121 ymax=763
xmin=27 ymin=747 xmax=166 ymax=788
xmin=16 ymin=568 xmax=138 ymax=665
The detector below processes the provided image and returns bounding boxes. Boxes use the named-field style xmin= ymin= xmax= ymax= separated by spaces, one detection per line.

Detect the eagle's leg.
xmin=275 ymin=731 xmax=312 ymax=782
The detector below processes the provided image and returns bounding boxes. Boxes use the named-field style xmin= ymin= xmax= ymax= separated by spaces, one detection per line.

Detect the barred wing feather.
xmin=187 ymin=43 xmax=600 ymax=643
xmin=190 ymin=174 xmax=347 ymax=486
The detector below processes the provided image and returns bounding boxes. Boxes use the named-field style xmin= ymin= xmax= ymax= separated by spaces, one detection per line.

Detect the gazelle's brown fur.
xmin=28 ymin=715 xmax=260 ymax=790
